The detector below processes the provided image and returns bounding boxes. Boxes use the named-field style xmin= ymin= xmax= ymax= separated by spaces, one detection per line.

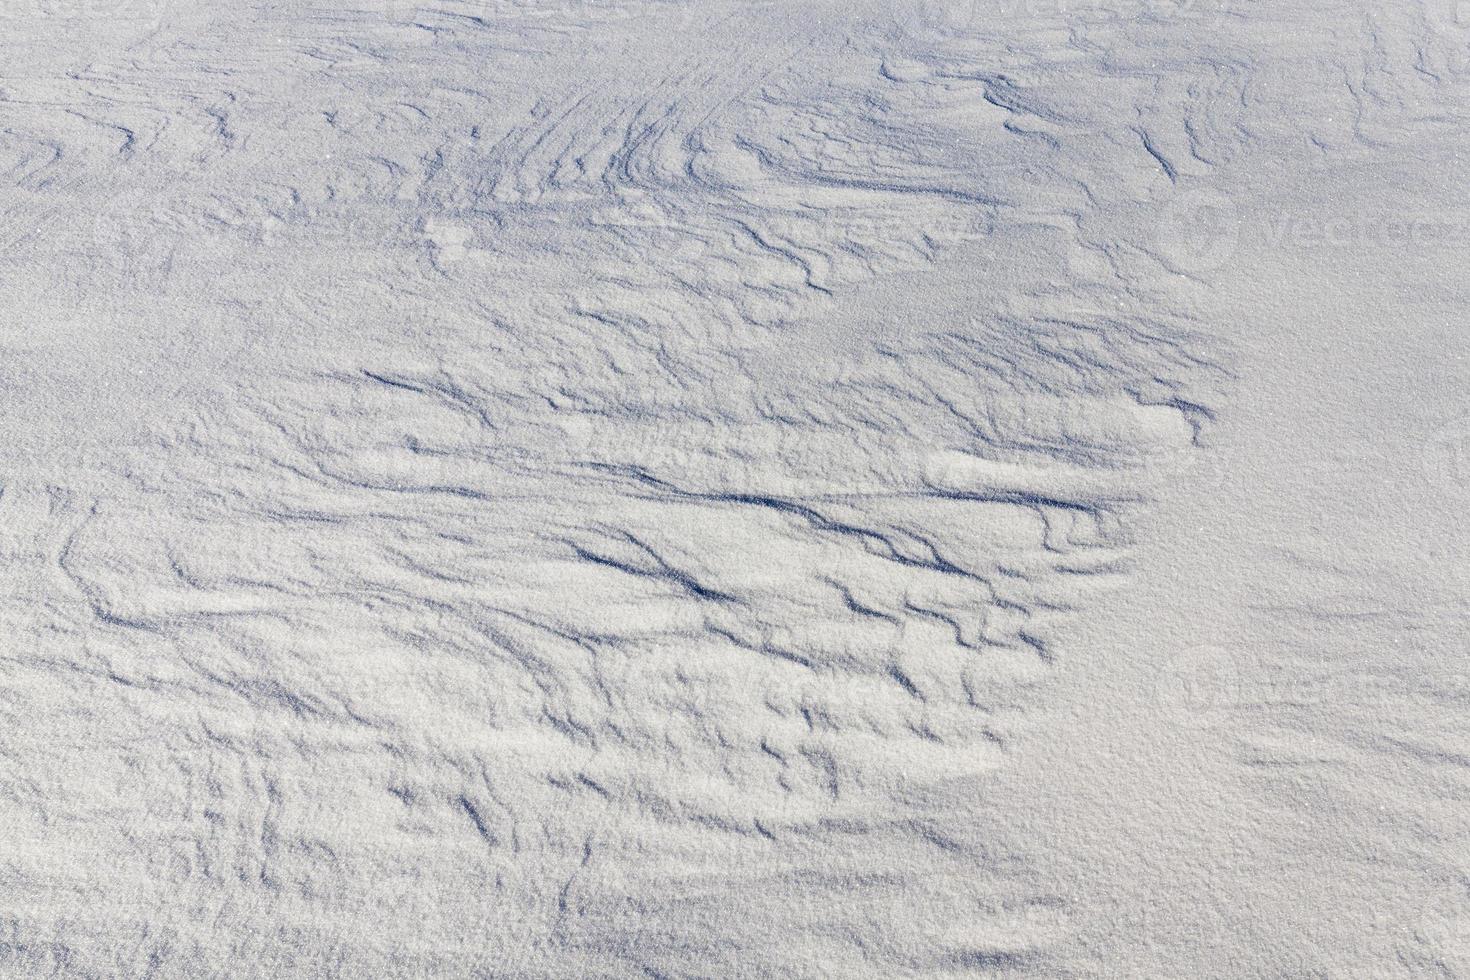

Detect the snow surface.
xmin=2 ymin=0 xmax=1469 ymax=976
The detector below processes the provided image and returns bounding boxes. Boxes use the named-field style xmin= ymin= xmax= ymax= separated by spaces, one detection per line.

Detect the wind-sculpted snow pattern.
xmin=3 ymin=0 xmax=1469 ymax=977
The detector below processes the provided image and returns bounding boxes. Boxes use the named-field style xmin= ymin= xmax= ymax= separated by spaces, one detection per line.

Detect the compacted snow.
xmin=2 ymin=0 xmax=1468 ymax=976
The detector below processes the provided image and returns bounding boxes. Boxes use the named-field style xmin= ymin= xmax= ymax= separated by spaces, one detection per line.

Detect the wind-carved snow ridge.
xmin=0 ymin=1 xmax=1249 ymax=976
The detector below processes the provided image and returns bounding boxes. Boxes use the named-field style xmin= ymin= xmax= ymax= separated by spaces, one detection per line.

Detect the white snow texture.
xmin=1 ymin=0 xmax=1468 ymax=977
